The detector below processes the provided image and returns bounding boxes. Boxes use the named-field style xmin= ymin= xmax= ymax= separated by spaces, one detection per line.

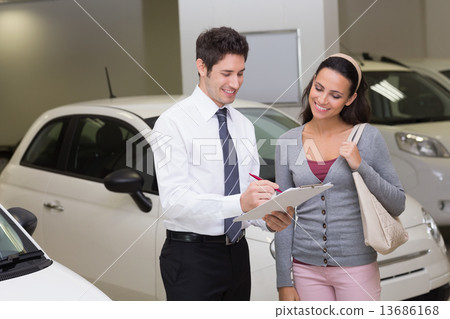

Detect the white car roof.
xmin=401 ymin=58 xmax=450 ymax=72
xmin=60 ymin=95 xmax=273 ymax=119
xmin=358 ymin=60 xmax=410 ymax=72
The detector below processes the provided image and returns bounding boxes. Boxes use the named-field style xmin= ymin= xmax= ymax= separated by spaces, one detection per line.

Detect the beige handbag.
xmin=349 ymin=124 xmax=408 ymax=255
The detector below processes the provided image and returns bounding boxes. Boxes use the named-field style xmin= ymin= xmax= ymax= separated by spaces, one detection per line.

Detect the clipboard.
xmin=234 ymin=183 xmax=333 ymax=221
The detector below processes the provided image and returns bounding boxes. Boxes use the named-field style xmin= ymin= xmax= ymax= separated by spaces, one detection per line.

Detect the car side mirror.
xmin=104 ymin=168 xmax=153 ymax=213
xmin=9 ymin=207 xmax=38 ymax=236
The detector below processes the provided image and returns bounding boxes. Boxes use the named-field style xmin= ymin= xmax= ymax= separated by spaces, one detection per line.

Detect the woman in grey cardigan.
xmin=274 ymin=54 xmax=405 ymax=301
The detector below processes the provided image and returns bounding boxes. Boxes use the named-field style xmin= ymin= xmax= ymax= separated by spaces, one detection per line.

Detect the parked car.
xmin=354 ymin=56 xmax=450 ymax=226
xmin=401 ymin=58 xmax=450 ymax=91
xmin=0 ymin=96 xmax=448 ymax=300
xmin=0 ymin=203 xmax=110 ymax=300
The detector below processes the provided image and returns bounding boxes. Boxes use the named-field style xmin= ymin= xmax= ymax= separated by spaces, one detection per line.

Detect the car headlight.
xmin=422 ymin=208 xmax=447 ymax=254
xmin=395 ymin=132 xmax=450 ymax=157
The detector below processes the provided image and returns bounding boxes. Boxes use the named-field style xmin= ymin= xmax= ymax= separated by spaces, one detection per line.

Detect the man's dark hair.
xmin=196 ymin=26 xmax=249 ymax=75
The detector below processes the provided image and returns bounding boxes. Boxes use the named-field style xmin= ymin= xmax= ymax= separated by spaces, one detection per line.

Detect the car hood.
xmin=0 ymin=261 xmax=111 ymax=301
xmin=388 ymin=121 xmax=450 ymax=149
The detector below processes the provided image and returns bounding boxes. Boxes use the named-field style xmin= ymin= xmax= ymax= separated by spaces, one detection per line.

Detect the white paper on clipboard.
xmin=234 ymin=183 xmax=333 ymax=222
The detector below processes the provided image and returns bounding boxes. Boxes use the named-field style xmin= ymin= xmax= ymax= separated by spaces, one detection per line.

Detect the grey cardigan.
xmin=274 ymin=124 xmax=405 ymax=288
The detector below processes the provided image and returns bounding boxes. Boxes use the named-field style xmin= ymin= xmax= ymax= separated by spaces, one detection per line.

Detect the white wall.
xmin=178 ymin=0 xmax=340 ymax=118
xmin=338 ymin=0 xmax=450 ymax=59
xmin=0 ymin=0 xmax=148 ymax=145
xmin=2 ymin=0 xmax=446 ymax=146
xmin=425 ymin=0 xmax=450 ymax=57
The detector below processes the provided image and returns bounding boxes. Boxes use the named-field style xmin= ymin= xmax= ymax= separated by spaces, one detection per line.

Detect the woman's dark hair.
xmin=300 ymin=56 xmax=371 ymax=125
xmin=196 ymin=27 xmax=249 ymax=76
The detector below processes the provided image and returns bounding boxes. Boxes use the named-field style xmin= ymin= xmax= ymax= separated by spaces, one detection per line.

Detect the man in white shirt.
xmin=151 ymin=26 xmax=293 ymax=301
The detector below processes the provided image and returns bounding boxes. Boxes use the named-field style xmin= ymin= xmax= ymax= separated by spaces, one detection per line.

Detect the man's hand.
xmin=263 ymin=206 xmax=294 ymax=232
xmin=240 ymin=180 xmax=279 ymax=212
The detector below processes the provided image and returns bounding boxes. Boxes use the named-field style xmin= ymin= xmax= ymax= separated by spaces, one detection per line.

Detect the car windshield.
xmin=0 ymin=206 xmax=51 ymax=280
xmin=238 ymin=108 xmax=299 ymax=181
xmin=441 ymin=69 xmax=450 ymax=80
xmin=0 ymin=213 xmax=25 ymax=260
xmin=365 ymin=71 xmax=450 ymax=124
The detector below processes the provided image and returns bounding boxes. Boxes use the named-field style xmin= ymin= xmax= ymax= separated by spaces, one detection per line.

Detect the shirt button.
xmin=323 ymin=223 xmax=327 ymax=229
xmin=323 ymin=235 xmax=327 ymax=241
xmin=321 ymin=195 xmax=325 ymax=201
xmin=321 ymin=210 xmax=326 ymax=215
xmin=324 ymin=259 xmax=328 ymax=264
xmin=323 ymin=248 xmax=327 ymax=253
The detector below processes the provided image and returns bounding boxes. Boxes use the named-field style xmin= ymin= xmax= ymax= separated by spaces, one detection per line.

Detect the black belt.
xmin=166 ymin=230 xmax=245 ymax=245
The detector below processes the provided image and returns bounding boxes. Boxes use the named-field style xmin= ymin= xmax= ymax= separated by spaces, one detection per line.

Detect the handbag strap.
xmin=347 ymin=123 xmax=367 ymax=145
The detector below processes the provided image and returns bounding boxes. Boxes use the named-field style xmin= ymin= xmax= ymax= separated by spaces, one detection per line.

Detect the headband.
xmin=328 ymin=53 xmax=362 ymax=93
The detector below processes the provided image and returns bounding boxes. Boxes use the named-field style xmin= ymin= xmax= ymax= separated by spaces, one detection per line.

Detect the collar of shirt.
xmin=192 ymin=85 xmax=236 ymax=124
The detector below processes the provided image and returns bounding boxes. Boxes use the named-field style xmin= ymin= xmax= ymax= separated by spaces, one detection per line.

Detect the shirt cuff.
xmin=221 ymin=194 xmax=244 ymax=218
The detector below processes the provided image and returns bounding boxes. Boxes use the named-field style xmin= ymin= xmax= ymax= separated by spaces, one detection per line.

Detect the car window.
xmin=239 ymin=108 xmax=299 ymax=181
xmin=21 ymin=119 xmax=67 ymax=170
xmin=64 ymin=116 xmax=158 ymax=194
xmin=365 ymin=71 xmax=450 ymax=124
xmin=66 ymin=117 xmax=133 ymax=179
xmin=441 ymin=69 xmax=450 ymax=80
xmin=21 ymin=115 xmax=158 ymax=194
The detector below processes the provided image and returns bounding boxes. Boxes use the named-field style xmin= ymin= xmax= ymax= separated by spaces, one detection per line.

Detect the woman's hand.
xmin=263 ymin=206 xmax=295 ymax=232
xmin=339 ymin=141 xmax=362 ymax=171
xmin=278 ymin=286 xmax=300 ymax=301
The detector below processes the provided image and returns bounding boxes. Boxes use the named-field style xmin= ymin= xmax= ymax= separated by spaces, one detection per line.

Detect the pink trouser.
xmin=292 ymin=261 xmax=381 ymax=301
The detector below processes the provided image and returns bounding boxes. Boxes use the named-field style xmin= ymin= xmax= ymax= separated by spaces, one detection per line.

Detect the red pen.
xmin=249 ymin=173 xmax=282 ymax=193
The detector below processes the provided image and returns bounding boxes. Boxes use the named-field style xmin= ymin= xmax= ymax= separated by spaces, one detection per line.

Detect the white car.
xmin=401 ymin=58 xmax=450 ymax=91
xmin=0 ymin=96 xmax=448 ymax=300
xmin=357 ymin=57 xmax=450 ymax=226
xmin=0 ymin=203 xmax=110 ymax=300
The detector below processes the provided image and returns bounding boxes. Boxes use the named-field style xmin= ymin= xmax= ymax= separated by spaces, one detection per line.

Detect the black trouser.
xmin=159 ymin=234 xmax=251 ymax=301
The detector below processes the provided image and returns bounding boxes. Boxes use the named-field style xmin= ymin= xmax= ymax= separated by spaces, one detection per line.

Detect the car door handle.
xmin=43 ymin=200 xmax=64 ymax=212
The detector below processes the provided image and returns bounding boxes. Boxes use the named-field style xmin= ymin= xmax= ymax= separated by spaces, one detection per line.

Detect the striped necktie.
xmin=216 ymin=108 xmax=242 ymax=243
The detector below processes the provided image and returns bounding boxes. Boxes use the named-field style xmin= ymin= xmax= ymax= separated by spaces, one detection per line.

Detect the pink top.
xmin=307 ymin=158 xmax=337 ymax=182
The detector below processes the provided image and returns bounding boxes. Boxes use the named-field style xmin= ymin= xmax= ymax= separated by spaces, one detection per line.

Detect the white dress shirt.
xmin=151 ymin=86 xmax=267 ymax=235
